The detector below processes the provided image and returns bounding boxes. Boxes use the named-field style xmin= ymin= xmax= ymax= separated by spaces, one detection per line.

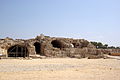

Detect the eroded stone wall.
xmin=0 ymin=35 xmax=120 ymax=58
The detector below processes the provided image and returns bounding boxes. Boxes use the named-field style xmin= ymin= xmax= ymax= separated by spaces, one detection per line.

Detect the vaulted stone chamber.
xmin=34 ymin=42 xmax=41 ymax=54
xmin=7 ymin=45 xmax=28 ymax=57
xmin=0 ymin=34 xmax=119 ymax=59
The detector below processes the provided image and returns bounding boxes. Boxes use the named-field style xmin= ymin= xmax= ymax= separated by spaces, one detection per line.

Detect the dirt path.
xmin=0 ymin=58 xmax=120 ymax=80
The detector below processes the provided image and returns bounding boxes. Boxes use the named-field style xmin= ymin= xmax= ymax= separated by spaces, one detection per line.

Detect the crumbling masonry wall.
xmin=0 ymin=35 xmax=120 ymax=58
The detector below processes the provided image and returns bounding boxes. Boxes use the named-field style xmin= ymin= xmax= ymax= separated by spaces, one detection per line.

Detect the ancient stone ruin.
xmin=0 ymin=34 xmax=120 ymax=59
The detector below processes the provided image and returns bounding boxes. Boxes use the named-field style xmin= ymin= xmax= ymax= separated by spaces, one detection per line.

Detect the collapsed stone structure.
xmin=0 ymin=34 xmax=120 ymax=59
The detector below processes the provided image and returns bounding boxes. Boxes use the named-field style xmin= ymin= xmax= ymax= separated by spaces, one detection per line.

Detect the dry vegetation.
xmin=0 ymin=58 xmax=120 ymax=80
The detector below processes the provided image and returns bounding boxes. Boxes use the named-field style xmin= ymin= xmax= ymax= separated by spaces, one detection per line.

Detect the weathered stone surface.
xmin=0 ymin=35 xmax=120 ymax=59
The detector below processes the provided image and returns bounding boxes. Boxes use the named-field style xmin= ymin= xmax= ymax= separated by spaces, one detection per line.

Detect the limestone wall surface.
xmin=0 ymin=35 xmax=120 ymax=58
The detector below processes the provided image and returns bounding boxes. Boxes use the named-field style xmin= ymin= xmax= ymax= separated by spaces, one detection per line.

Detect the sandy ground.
xmin=0 ymin=58 xmax=120 ymax=80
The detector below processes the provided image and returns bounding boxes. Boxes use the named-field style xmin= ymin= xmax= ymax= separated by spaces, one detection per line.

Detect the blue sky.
xmin=0 ymin=0 xmax=120 ymax=46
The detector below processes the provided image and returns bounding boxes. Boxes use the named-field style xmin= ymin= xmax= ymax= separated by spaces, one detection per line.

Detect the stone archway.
xmin=34 ymin=42 xmax=41 ymax=55
xmin=7 ymin=45 xmax=28 ymax=57
xmin=51 ymin=40 xmax=63 ymax=48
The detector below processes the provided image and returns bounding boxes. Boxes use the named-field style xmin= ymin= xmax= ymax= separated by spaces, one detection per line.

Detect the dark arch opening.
xmin=34 ymin=42 xmax=41 ymax=55
xmin=51 ymin=40 xmax=62 ymax=48
xmin=8 ymin=45 xmax=28 ymax=57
